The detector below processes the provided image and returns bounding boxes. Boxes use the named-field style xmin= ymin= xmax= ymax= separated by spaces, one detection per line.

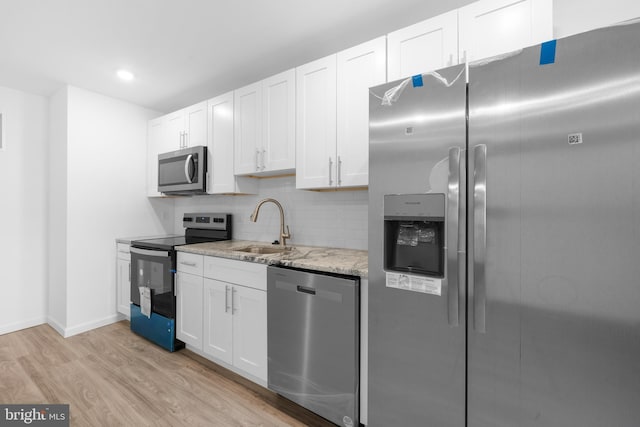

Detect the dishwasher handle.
xmin=296 ymin=285 xmax=316 ymax=295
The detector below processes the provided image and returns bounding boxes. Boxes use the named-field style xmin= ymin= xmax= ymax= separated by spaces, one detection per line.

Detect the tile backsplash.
xmin=174 ymin=176 xmax=368 ymax=250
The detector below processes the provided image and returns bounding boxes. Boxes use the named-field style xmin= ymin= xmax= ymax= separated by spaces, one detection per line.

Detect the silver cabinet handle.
xmin=231 ymin=288 xmax=237 ymax=314
xmin=184 ymin=131 xmax=188 ymax=148
xmin=261 ymin=149 xmax=266 ymax=170
xmin=337 ymin=156 xmax=342 ymax=186
xmin=225 ymin=285 xmax=230 ymax=313
xmin=180 ymin=131 xmax=185 ymax=148
xmin=447 ymin=147 xmax=465 ymax=327
xmin=179 ymin=261 xmax=197 ymax=267
xmin=328 ymin=157 xmax=333 ymax=185
xmin=471 ymin=144 xmax=487 ymax=333
xmin=255 ymin=149 xmax=260 ymax=171
xmin=184 ymin=154 xmax=194 ymax=183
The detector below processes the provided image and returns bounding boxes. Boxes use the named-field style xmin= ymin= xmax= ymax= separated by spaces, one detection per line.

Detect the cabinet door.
xmin=387 ymin=10 xmax=458 ymax=81
xmin=459 ymin=0 xmax=553 ymax=63
xmin=232 ymin=285 xmax=267 ymax=382
xmin=165 ymin=110 xmax=186 ymax=150
xmin=203 ymin=278 xmax=233 ymax=365
xmin=184 ymin=101 xmax=208 ymax=148
xmin=234 ymin=82 xmax=263 ymax=175
xmin=116 ymin=257 xmax=131 ymax=317
xmin=262 ymin=69 xmax=296 ymax=173
xmin=147 ymin=117 xmax=165 ymax=197
xmin=296 ymin=54 xmax=337 ymax=190
xmin=176 ymin=271 xmax=203 ymax=350
xmin=207 ymin=92 xmax=236 ymax=194
xmin=337 ymin=36 xmax=386 ymax=188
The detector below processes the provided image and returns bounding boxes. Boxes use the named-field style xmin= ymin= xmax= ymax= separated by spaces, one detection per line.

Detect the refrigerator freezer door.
xmin=368 ymin=65 xmax=467 ymax=426
xmin=467 ymin=22 xmax=640 ymax=427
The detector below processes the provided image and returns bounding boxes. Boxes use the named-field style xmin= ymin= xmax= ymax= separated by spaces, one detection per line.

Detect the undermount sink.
xmin=234 ymin=245 xmax=294 ymax=255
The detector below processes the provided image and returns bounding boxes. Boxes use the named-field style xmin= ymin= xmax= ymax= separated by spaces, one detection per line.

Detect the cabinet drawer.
xmin=116 ymin=243 xmax=131 ymax=260
xmin=203 ymin=256 xmax=267 ymax=291
xmin=177 ymin=252 xmax=204 ymax=275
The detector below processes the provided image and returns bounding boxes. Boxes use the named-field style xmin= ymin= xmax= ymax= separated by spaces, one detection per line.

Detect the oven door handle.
xmin=130 ymin=247 xmax=170 ymax=258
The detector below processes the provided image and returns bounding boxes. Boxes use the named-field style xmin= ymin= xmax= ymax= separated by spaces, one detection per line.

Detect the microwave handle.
xmin=184 ymin=154 xmax=195 ymax=183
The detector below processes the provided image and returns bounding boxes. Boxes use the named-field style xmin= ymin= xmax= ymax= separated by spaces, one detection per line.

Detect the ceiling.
xmin=0 ymin=0 xmax=475 ymax=113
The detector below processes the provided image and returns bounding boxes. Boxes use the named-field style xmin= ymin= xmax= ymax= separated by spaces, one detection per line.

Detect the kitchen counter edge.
xmin=176 ymin=240 xmax=368 ymax=278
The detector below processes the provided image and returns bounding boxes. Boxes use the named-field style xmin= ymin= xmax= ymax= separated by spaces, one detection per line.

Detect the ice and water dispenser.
xmin=384 ymin=194 xmax=445 ymax=277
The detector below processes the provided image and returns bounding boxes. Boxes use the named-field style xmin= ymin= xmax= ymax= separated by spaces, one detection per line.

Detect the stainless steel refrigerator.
xmin=368 ymin=20 xmax=640 ymax=427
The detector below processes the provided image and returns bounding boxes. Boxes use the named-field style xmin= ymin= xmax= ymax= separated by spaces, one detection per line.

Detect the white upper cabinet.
xmin=458 ymin=0 xmax=553 ymax=63
xmin=387 ymin=10 xmax=459 ymax=81
xmin=297 ymin=38 xmax=386 ymax=190
xmin=165 ymin=101 xmax=208 ymax=150
xmin=234 ymin=82 xmax=262 ymax=175
xmin=146 ymin=101 xmax=208 ymax=197
xmin=207 ymin=92 xmax=258 ymax=195
xmin=337 ymin=36 xmax=387 ymax=188
xmin=296 ymin=54 xmax=338 ymax=190
xmin=262 ymin=69 xmax=296 ymax=174
xmin=235 ymin=69 xmax=296 ymax=176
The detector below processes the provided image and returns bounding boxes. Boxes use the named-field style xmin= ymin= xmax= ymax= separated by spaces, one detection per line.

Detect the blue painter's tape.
xmin=412 ymin=74 xmax=424 ymax=87
xmin=540 ymin=40 xmax=557 ymax=65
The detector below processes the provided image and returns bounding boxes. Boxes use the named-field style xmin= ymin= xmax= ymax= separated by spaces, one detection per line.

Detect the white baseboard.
xmin=0 ymin=316 xmax=47 ymax=336
xmin=57 ymin=314 xmax=122 ymax=338
xmin=46 ymin=316 xmax=66 ymax=336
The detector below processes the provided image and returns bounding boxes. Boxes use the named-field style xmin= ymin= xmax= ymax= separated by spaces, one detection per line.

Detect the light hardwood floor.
xmin=0 ymin=321 xmax=334 ymax=426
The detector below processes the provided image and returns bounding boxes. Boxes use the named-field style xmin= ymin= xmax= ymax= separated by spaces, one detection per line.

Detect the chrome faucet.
xmin=250 ymin=198 xmax=291 ymax=247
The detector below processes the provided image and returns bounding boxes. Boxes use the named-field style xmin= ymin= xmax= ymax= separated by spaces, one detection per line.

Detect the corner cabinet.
xmin=234 ymin=69 xmax=296 ymax=176
xmin=116 ymin=243 xmax=131 ymax=319
xmin=296 ymin=37 xmax=386 ymax=190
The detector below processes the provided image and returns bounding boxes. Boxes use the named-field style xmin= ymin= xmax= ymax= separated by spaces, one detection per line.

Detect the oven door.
xmin=130 ymin=247 xmax=176 ymax=318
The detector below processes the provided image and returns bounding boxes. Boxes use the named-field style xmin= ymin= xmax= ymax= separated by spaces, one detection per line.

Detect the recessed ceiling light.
xmin=117 ymin=69 xmax=135 ymax=81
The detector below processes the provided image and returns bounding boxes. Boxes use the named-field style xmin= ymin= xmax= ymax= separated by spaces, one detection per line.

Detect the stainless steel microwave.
xmin=158 ymin=145 xmax=207 ymax=195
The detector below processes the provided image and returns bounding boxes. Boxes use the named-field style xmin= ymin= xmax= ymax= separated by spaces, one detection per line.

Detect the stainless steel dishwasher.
xmin=267 ymin=266 xmax=360 ymax=427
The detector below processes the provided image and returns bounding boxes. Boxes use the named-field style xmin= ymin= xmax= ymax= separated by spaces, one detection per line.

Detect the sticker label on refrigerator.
xmin=568 ymin=133 xmax=583 ymax=145
xmin=386 ymin=272 xmax=442 ymax=296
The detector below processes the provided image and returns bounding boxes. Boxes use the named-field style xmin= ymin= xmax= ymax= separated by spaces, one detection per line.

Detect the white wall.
xmin=48 ymin=87 xmax=68 ymax=332
xmin=57 ymin=86 xmax=174 ymax=336
xmin=555 ymin=0 xmax=640 ymax=38
xmin=174 ymin=176 xmax=368 ymax=250
xmin=0 ymin=86 xmax=49 ymax=334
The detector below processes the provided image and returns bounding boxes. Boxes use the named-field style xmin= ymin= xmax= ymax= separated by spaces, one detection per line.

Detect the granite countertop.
xmin=177 ymin=240 xmax=368 ymax=278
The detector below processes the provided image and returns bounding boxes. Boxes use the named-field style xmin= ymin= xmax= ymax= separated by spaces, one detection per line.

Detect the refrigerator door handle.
xmin=447 ymin=146 xmax=464 ymax=326
xmin=472 ymin=144 xmax=487 ymax=333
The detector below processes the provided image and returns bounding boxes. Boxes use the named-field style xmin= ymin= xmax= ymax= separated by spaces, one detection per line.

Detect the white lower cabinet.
xmin=116 ymin=243 xmax=131 ymax=319
xmin=203 ymin=278 xmax=267 ymax=381
xmin=230 ymin=284 xmax=267 ymax=379
xmin=203 ymin=278 xmax=233 ymax=364
xmin=176 ymin=271 xmax=204 ymax=350
xmin=177 ymin=252 xmax=268 ymax=384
